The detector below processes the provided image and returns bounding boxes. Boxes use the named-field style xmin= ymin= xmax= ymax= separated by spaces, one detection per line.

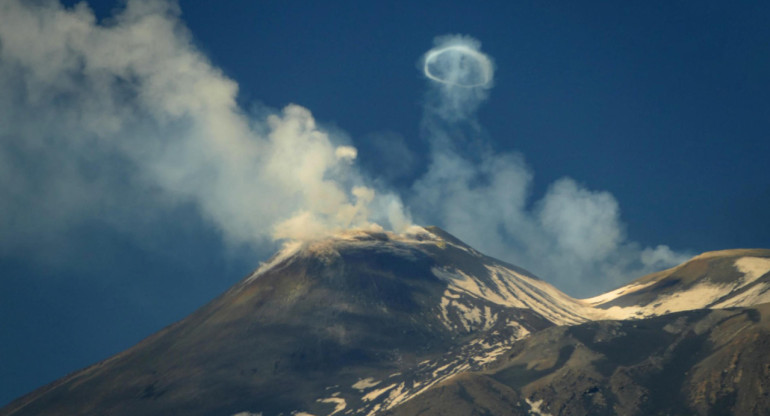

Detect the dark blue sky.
xmin=172 ymin=0 xmax=770 ymax=250
xmin=2 ymin=0 xmax=769 ymax=406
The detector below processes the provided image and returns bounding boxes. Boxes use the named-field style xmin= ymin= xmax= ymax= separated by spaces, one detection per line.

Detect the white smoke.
xmin=411 ymin=35 xmax=691 ymax=296
xmin=0 ymin=0 xmax=410 ymax=264
xmin=420 ymin=35 xmax=494 ymax=123
xmin=0 ymin=1 xmax=689 ymax=297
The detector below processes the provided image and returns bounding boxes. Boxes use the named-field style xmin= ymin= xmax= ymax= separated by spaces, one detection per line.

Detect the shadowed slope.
xmin=1 ymin=227 xmax=567 ymax=416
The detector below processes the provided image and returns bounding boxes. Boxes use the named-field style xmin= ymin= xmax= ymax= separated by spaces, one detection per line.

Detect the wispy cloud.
xmin=0 ymin=2 xmax=688 ymax=296
xmin=410 ymin=35 xmax=691 ymax=296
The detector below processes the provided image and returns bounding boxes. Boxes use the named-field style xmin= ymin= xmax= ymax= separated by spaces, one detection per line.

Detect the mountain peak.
xmin=244 ymin=226 xmax=473 ymax=284
xmin=4 ymin=224 xmax=770 ymax=415
xmin=1 ymin=225 xmax=590 ymax=415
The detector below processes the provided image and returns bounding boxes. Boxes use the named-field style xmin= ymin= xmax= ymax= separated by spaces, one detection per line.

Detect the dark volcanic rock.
xmin=4 ymin=227 xmax=769 ymax=416
xmin=389 ymin=304 xmax=770 ymax=416
xmin=0 ymin=228 xmax=556 ymax=416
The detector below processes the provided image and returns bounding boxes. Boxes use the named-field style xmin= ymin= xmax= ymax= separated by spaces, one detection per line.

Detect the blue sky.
xmin=1 ymin=0 xmax=769 ymax=405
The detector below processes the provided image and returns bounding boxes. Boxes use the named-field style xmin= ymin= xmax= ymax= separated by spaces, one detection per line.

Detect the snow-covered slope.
xmin=250 ymin=229 xmax=770 ymax=328
xmin=231 ymin=226 xmax=595 ymax=415
xmin=586 ymin=249 xmax=770 ymax=319
xmin=246 ymin=225 xmax=593 ymax=328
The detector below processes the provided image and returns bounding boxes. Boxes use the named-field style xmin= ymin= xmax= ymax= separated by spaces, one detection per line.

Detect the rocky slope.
xmin=388 ymin=304 xmax=770 ymax=415
xmin=2 ymin=227 xmax=769 ymax=416
xmin=1 ymin=227 xmax=585 ymax=416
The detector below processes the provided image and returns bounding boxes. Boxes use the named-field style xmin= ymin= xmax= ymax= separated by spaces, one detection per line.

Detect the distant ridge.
xmin=586 ymin=248 xmax=770 ymax=319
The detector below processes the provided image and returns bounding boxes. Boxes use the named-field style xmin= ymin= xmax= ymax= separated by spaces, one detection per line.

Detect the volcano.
xmin=3 ymin=227 xmax=770 ymax=416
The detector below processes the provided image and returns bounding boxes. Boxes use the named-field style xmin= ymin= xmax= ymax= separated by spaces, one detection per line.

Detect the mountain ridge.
xmin=586 ymin=248 xmax=770 ymax=320
xmin=3 ymin=226 xmax=769 ymax=416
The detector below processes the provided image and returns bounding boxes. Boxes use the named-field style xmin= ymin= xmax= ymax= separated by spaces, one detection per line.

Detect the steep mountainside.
xmin=1 ymin=227 xmax=587 ymax=416
xmin=2 ymin=227 xmax=769 ymax=416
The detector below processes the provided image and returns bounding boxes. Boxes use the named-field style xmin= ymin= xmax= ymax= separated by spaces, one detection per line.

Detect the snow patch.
xmin=525 ymin=398 xmax=552 ymax=416
xmin=432 ymin=264 xmax=591 ymax=326
xmin=432 ymin=362 xmax=453 ymax=378
xmin=383 ymin=382 xmax=408 ymax=408
xmin=735 ymin=257 xmax=770 ymax=286
xmin=482 ymin=305 xmax=496 ymax=330
xmin=583 ymin=280 xmax=657 ymax=305
xmin=362 ymin=383 xmax=397 ymax=402
xmin=713 ymin=282 xmax=770 ymax=308
xmin=593 ymin=256 xmax=770 ymax=319
xmin=453 ymin=302 xmax=482 ymax=331
xmin=443 ymin=289 xmax=461 ymax=299
xmin=596 ymin=282 xmax=730 ymax=320
xmin=485 ymin=265 xmax=590 ymax=325
xmin=316 ymin=397 xmax=346 ymax=415
xmin=352 ymin=377 xmax=380 ymax=391
xmin=472 ymin=344 xmax=508 ymax=365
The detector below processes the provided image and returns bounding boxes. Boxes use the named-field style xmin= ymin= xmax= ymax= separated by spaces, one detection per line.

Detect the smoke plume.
xmin=0 ymin=1 xmax=689 ymax=296
xmin=411 ymin=35 xmax=690 ymax=296
xmin=0 ymin=0 xmax=409 ymax=265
